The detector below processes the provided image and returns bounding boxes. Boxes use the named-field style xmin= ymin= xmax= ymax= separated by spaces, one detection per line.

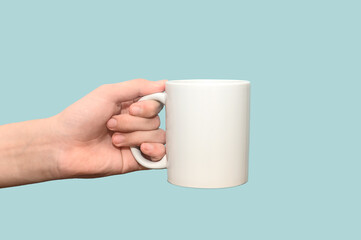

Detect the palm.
xmin=54 ymin=89 xmax=142 ymax=178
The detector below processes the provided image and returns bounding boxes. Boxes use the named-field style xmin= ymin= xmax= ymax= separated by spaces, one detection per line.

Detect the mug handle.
xmin=130 ymin=92 xmax=168 ymax=169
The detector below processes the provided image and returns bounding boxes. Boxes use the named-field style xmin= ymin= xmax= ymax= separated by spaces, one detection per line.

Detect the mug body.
xmin=165 ymin=80 xmax=250 ymax=188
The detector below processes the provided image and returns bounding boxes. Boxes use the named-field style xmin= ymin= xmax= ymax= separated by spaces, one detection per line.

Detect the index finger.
xmin=129 ymin=100 xmax=164 ymax=118
xmin=106 ymin=79 xmax=167 ymax=103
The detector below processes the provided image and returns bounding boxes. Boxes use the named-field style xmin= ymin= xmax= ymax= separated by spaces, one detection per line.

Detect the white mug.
xmin=131 ymin=79 xmax=250 ymax=188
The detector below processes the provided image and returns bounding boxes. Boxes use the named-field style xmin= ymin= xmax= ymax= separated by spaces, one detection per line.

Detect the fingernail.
xmin=131 ymin=105 xmax=142 ymax=115
xmin=113 ymin=134 xmax=125 ymax=144
xmin=143 ymin=143 xmax=153 ymax=151
xmin=107 ymin=118 xmax=117 ymax=128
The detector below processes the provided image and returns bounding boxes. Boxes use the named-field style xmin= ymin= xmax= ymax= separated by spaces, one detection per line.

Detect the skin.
xmin=0 ymin=79 xmax=166 ymax=188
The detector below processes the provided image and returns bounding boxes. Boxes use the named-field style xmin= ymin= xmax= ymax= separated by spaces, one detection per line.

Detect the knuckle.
xmin=152 ymin=116 xmax=161 ymax=128
xmin=132 ymin=78 xmax=147 ymax=84
xmin=132 ymin=79 xmax=149 ymax=95
xmin=126 ymin=133 xmax=138 ymax=145
xmin=155 ymin=144 xmax=165 ymax=154
xmin=156 ymin=101 xmax=164 ymax=112
xmin=157 ymin=129 xmax=166 ymax=141
xmin=138 ymin=101 xmax=148 ymax=112
xmin=143 ymin=101 xmax=159 ymax=116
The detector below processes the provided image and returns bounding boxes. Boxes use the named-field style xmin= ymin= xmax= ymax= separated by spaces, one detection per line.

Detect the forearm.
xmin=0 ymin=118 xmax=60 ymax=188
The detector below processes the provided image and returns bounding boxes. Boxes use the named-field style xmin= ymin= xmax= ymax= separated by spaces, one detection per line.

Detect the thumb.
xmin=107 ymin=79 xmax=167 ymax=103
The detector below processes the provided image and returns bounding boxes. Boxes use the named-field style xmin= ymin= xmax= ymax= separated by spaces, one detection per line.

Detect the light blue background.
xmin=0 ymin=0 xmax=360 ymax=239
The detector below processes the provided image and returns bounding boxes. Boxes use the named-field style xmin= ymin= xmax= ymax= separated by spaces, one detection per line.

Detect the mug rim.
xmin=166 ymin=79 xmax=250 ymax=85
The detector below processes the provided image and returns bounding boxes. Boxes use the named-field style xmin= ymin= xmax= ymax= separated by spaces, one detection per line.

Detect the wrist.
xmin=39 ymin=117 xmax=64 ymax=181
xmin=47 ymin=114 xmax=83 ymax=180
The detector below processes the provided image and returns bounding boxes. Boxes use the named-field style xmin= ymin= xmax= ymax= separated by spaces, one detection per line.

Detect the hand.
xmin=53 ymin=79 xmax=166 ymax=179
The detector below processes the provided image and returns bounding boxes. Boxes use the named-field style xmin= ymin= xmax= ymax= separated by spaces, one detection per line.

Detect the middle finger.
xmin=107 ymin=114 xmax=160 ymax=132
